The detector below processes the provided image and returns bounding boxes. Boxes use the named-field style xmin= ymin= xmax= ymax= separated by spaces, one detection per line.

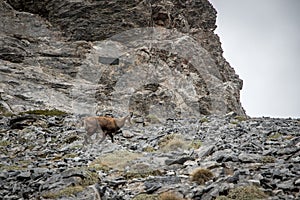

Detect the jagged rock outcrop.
xmin=0 ymin=0 xmax=245 ymax=120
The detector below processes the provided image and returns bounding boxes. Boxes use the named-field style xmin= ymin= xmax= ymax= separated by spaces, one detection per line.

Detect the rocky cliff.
xmin=2 ymin=1 xmax=299 ymax=200
xmin=0 ymin=0 xmax=245 ymax=120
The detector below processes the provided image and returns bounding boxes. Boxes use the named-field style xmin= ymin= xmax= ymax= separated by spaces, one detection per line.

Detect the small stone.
xmin=122 ymin=130 xmax=134 ymax=138
xmin=165 ymin=156 xmax=194 ymax=165
xmin=277 ymin=179 xmax=294 ymax=190
xmin=226 ymin=171 xmax=240 ymax=184
xmin=184 ymin=160 xmax=197 ymax=166
xmin=295 ymin=179 xmax=300 ymax=186
xmin=197 ymin=145 xmax=215 ymax=158
xmin=16 ymin=171 xmax=31 ymax=181
xmin=248 ymin=179 xmax=261 ymax=186
xmin=0 ymin=171 xmax=8 ymax=179
xmin=238 ymin=153 xmax=260 ymax=163
xmin=144 ymin=182 xmax=161 ymax=194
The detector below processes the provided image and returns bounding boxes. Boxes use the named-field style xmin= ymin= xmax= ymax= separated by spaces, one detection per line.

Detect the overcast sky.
xmin=209 ymin=0 xmax=300 ymax=118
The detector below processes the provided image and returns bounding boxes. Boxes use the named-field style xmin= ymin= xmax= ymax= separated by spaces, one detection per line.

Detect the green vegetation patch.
xmin=261 ymin=156 xmax=276 ymax=163
xmin=0 ymin=164 xmax=27 ymax=171
xmin=216 ymin=185 xmax=268 ymax=200
xmin=0 ymin=140 xmax=11 ymax=147
xmin=190 ymin=168 xmax=214 ymax=185
xmin=159 ymin=134 xmax=188 ymax=152
xmin=124 ymin=163 xmax=163 ymax=179
xmin=234 ymin=115 xmax=247 ymax=121
xmin=80 ymin=170 xmax=99 ymax=186
xmin=190 ymin=139 xmax=202 ymax=149
xmin=42 ymin=186 xmax=84 ymax=199
xmin=159 ymin=134 xmax=202 ymax=152
xmin=20 ymin=109 xmax=68 ymax=116
xmin=0 ymin=104 xmax=14 ymax=117
xmin=199 ymin=117 xmax=209 ymax=123
xmin=143 ymin=146 xmax=156 ymax=152
xmin=268 ymin=132 xmax=282 ymax=140
xmin=133 ymin=194 xmax=159 ymax=200
xmin=89 ymin=150 xmax=142 ymax=171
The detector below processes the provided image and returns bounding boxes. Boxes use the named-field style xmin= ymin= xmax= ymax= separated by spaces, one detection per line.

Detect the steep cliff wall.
xmin=0 ymin=0 xmax=246 ymax=119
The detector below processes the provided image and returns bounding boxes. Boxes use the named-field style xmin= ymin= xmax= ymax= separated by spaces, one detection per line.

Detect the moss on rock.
xmin=20 ymin=109 xmax=68 ymax=116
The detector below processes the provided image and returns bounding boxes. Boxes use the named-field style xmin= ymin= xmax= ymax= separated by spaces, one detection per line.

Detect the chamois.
xmin=83 ymin=113 xmax=132 ymax=145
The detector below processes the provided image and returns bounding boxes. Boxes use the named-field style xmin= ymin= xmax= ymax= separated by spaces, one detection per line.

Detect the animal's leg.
xmin=84 ymin=117 xmax=99 ymax=145
xmin=108 ymin=133 xmax=114 ymax=143
xmin=83 ymin=134 xmax=90 ymax=146
xmin=95 ymin=128 xmax=103 ymax=140
xmin=98 ymin=133 xmax=107 ymax=144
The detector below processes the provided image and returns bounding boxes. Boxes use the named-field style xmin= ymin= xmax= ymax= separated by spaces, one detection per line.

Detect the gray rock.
xmin=165 ymin=156 xmax=195 ymax=165
xmin=197 ymin=145 xmax=215 ymax=159
xmin=277 ymin=179 xmax=294 ymax=190
xmin=226 ymin=171 xmax=240 ymax=184
xmin=238 ymin=153 xmax=261 ymax=163
xmin=16 ymin=171 xmax=31 ymax=181
xmin=0 ymin=0 xmax=245 ymax=117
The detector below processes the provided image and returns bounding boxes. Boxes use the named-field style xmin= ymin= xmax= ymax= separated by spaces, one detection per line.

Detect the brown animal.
xmin=83 ymin=113 xmax=132 ymax=145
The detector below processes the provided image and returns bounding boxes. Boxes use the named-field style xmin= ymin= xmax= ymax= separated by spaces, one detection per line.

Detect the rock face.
xmin=0 ymin=0 xmax=245 ymax=120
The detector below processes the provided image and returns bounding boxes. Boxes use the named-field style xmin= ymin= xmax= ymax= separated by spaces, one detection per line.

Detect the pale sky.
xmin=209 ymin=0 xmax=300 ymax=118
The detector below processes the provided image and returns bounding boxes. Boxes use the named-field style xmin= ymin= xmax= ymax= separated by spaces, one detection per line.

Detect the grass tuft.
xmin=159 ymin=134 xmax=188 ymax=152
xmin=261 ymin=156 xmax=276 ymax=163
xmin=268 ymin=132 xmax=282 ymax=140
xmin=124 ymin=163 xmax=162 ymax=179
xmin=199 ymin=117 xmax=209 ymax=123
xmin=20 ymin=109 xmax=68 ymax=116
xmin=190 ymin=139 xmax=202 ymax=149
xmin=234 ymin=115 xmax=247 ymax=121
xmin=89 ymin=150 xmax=142 ymax=171
xmin=191 ymin=168 xmax=214 ymax=185
xmin=159 ymin=191 xmax=184 ymax=200
xmin=0 ymin=140 xmax=11 ymax=147
xmin=42 ymin=186 xmax=84 ymax=199
xmin=143 ymin=146 xmax=156 ymax=152
xmin=216 ymin=185 xmax=268 ymax=200
xmin=133 ymin=194 xmax=159 ymax=200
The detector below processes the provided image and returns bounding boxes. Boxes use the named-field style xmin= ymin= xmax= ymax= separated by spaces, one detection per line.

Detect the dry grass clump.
xmin=133 ymin=193 xmax=158 ymax=200
xmin=234 ymin=115 xmax=247 ymax=121
xmin=190 ymin=139 xmax=202 ymax=149
xmin=42 ymin=186 xmax=84 ymax=199
xmin=124 ymin=163 xmax=163 ymax=179
xmin=89 ymin=150 xmax=142 ymax=171
xmin=216 ymin=185 xmax=268 ymax=200
xmin=159 ymin=134 xmax=202 ymax=152
xmin=260 ymin=156 xmax=276 ymax=163
xmin=20 ymin=109 xmax=67 ymax=116
xmin=191 ymin=168 xmax=214 ymax=185
xmin=133 ymin=192 xmax=185 ymax=200
xmin=159 ymin=191 xmax=184 ymax=200
xmin=159 ymin=134 xmax=188 ymax=152
xmin=143 ymin=145 xmax=156 ymax=152
xmin=268 ymin=132 xmax=282 ymax=140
